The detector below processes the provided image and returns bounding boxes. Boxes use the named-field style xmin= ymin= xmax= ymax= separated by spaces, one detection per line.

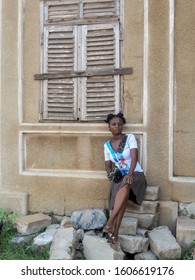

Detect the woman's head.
xmin=105 ymin=113 xmax=126 ymax=135
xmin=104 ymin=112 xmax=126 ymax=125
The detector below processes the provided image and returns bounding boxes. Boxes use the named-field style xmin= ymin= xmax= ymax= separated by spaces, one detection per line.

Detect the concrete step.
xmin=119 ymin=234 xmax=149 ymax=254
xmin=119 ymin=217 xmax=138 ymax=235
xmin=124 ymin=212 xmax=158 ymax=229
xmin=126 ymin=200 xmax=159 ymax=214
xmin=124 ymin=186 xmax=160 ymax=230
xmin=144 ymin=186 xmax=160 ymax=201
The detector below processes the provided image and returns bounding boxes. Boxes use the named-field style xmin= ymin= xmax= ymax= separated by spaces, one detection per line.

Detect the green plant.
xmin=0 ymin=208 xmax=19 ymax=233
xmin=181 ymin=240 xmax=195 ymax=260
xmin=0 ymin=208 xmax=50 ymax=260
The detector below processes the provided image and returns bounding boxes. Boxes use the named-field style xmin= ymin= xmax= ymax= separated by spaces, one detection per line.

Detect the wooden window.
xmin=36 ymin=0 xmax=131 ymax=121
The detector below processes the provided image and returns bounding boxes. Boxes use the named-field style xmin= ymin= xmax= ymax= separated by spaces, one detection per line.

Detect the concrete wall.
xmin=0 ymin=0 xmax=194 ymax=219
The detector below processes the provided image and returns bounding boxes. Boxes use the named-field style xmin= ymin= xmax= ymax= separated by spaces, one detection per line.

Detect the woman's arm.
xmin=123 ymin=148 xmax=138 ymax=185
xmin=128 ymin=148 xmax=138 ymax=175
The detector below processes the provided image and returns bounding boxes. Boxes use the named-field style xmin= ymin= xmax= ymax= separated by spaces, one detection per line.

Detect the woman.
xmin=103 ymin=112 xmax=147 ymax=244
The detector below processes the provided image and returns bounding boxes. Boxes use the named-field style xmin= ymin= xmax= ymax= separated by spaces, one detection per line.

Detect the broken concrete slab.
xmin=119 ymin=217 xmax=138 ymax=235
xmin=49 ymin=227 xmax=74 ymax=260
xmin=15 ymin=213 xmax=51 ymax=235
xmin=33 ymin=224 xmax=60 ymax=246
xmin=148 ymin=226 xmax=181 ymax=260
xmin=124 ymin=212 xmax=158 ymax=229
xmin=83 ymin=235 xmax=125 ymax=260
xmin=134 ymin=250 xmax=157 ymax=260
xmin=119 ymin=234 xmax=149 ymax=254
xmin=126 ymin=200 xmax=159 ymax=214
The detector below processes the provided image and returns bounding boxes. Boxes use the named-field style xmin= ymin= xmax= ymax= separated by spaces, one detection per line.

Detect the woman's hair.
xmin=104 ymin=112 xmax=126 ymax=124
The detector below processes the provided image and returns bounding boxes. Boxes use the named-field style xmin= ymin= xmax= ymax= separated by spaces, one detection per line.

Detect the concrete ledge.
xmin=0 ymin=191 xmax=28 ymax=215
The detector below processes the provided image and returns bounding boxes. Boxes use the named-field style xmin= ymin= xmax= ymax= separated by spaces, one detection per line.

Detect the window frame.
xmin=37 ymin=0 xmax=128 ymax=122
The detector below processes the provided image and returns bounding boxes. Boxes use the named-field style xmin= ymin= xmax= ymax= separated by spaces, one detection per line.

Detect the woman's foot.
xmin=107 ymin=235 xmax=118 ymax=244
xmin=102 ymin=225 xmax=113 ymax=234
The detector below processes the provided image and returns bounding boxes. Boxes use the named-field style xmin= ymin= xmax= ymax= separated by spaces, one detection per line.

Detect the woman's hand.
xmin=123 ymin=174 xmax=133 ymax=185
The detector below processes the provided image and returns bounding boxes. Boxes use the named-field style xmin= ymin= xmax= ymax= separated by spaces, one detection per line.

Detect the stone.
xmin=126 ymin=200 xmax=159 ymax=214
xmin=33 ymin=224 xmax=60 ymax=246
xmin=124 ymin=212 xmax=158 ymax=229
xmin=49 ymin=227 xmax=74 ymax=260
xmin=136 ymin=227 xmax=148 ymax=237
xmin=118 ymin=235 xmax=149 ymax=254
xmin=119 ymin=217 xmax=138 ymax=235
xmin=179 ymin=203 xmax=195 ymax=218
xmin=15 ymin=213 xmax=51 ymax=235
xmin=71 ymin=208 xmax=107 ymax=230
xmin=176 ymin=216 xmax=195 ymax=252
xmin=148 ymin=226 xmax=181 ymax=260
xmin=83 ymin=235 xmax=125 ymax=260
xmin=60 ymin=216 xmax=73 ymax=228
xmin=134 ymin=250 xmax=157 ymax=260
xmin=144 ymin=186 xmax=160 ymax=201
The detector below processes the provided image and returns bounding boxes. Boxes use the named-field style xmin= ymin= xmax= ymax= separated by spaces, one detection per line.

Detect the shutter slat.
xmin=45 ymin=1 xmax=80 ymax=22
xmin=44 ymin=0 xmax=119 ymax=24
xmin=47 ymin=28 xmax=74 ymax=75
xmin=83 ymin=0 xmax=118 ymax=19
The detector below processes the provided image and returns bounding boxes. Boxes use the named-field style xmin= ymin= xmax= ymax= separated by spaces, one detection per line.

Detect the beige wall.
xmin=0 ymin=0 xmax=195 ymax=216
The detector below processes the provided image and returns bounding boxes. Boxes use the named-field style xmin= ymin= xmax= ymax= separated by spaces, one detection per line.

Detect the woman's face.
xmin=109 ymin=117 xmax=124 ymax=135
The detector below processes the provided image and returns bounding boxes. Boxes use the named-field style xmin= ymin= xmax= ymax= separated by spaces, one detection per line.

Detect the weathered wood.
xmin=34 ymin=67 xmax=133 ymax=80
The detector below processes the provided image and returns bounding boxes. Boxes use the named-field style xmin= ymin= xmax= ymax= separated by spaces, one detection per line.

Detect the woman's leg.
xmin=105 ymin=184 xmax=130 ymax=231
xmin=112 ymin=195 xmax=128 ymax=238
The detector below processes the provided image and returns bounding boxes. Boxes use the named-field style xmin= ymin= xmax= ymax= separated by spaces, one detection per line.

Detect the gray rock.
xmin=119 ymin=234 xmax=149 ymax=254
xmin=119 ymin=217 xmax=138 ymax=235
xmin=83 ymin=235 xmax=124 ymax=260
xmin=149 ymin=226 xmax=181 ymax=260
xmin=49 ymin=227 xmax=74 ymax=260
xmin=33 ymin=224 xmax=60 ymax=246
xmin=71 ymin=208 xmax=107 ymax=230
xmin=134 ymin=250 xmax=158 ymax=260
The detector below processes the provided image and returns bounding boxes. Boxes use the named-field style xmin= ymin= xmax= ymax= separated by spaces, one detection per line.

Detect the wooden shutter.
xmin=43 ymin=0 xmax=120 ymax=24
xmin=42 ymin=26 xmax=77 ymax=120
xmin=43 ymin=0 xmax=80 ymax=23
xmin=39 ymin=0 xmax=123 ymax=122
xmin=80 ymin=23 xmax=120 ymax=121
xmin=83 ymin=0 xmax=120 ymax=20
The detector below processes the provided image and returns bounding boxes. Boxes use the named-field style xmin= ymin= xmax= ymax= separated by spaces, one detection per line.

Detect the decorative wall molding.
xmin=168 ymin=0 xmax=195 ymax=183
xmin=19 ymin=130 xmax=146 ymax=177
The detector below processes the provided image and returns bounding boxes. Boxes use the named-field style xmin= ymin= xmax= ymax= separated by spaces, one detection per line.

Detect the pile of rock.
xmin=13 ymin=185 xmax=190 ymax=260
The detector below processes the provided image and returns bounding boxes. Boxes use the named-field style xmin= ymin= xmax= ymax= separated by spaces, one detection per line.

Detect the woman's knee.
xmin=117 ymin=184 xmax=130 ymax=197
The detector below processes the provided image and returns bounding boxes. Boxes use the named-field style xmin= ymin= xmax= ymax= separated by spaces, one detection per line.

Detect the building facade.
xmin=0 ymin=0 xmax=194 ymax=231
